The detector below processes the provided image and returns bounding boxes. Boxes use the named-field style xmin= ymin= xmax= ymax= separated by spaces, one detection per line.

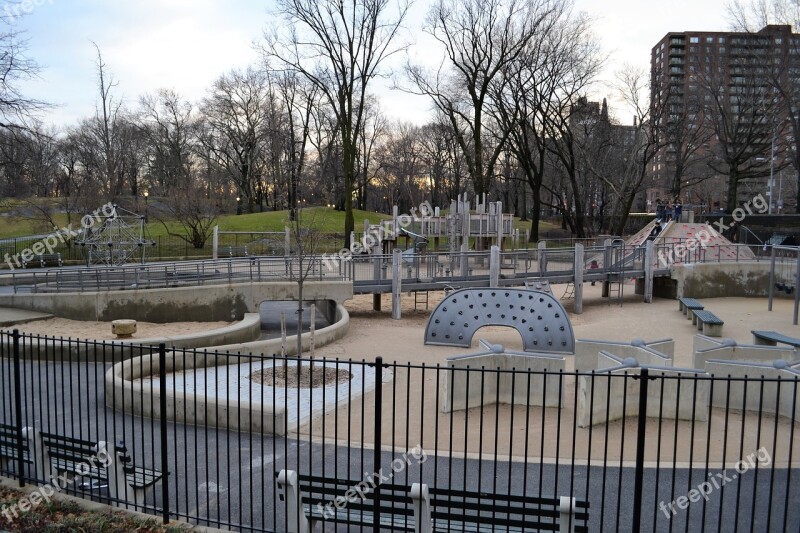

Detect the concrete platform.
xmin=0 ymin=306 xmax=52 ymax=327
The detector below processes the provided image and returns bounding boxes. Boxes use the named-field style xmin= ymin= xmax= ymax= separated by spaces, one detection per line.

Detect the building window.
xmin=690 ymin=36 xmax=699 ymax=43
xmin=719 ymin=37 xmax=725 ymax=44
xmin=706 ymin=37 xmax=714 ymax=43
xmin=720 ymin=46 xmax=725 ymax=53
xmin=776 ymin=38 xmax=783 ymax=44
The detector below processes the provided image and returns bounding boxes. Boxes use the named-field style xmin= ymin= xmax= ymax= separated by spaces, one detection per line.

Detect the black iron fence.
xmin=0 ymin=331 xmax=798 ymax=532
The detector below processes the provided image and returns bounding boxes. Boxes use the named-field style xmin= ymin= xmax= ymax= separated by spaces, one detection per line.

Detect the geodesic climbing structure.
xmin=75 ymin=205 xmax=155 ymax=266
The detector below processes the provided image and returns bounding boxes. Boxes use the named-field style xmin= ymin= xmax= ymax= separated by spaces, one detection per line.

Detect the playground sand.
xmin=305 ymin=286 xmax=800 ymax=464
xmin=8 ymin=317 xmax=232 ymax=340
xmin=337 ymin=282 xmax=792 ymax=369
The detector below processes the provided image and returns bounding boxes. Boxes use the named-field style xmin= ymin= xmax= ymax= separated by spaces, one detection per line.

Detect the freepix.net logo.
xmin=3 ymin=202 xmax=114 ymax=270
xmin=3 ymin=0 xmax=54 ymax=22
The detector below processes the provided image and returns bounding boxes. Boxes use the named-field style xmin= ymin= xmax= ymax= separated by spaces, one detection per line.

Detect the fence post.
xmin=489 ymin=246 xmax=500 ymax=287
xmin=12 ymin=329 xmax=24 ymax=487
xmin=373 ymin=356 xmax=383 ymax=533
xmin=392 ymin=248 xmax=402 ymax=320
xmin=644 ymin=241 xmax=654 ymax=304
xmin=632 ymin=368 xmax=651 ymax=533
xmin=573 ymin=244 xmax=584 ymax=314
xmin=211 ymin=226 xmax=219 ymax=260
xmin=794 ymin=252 xmax=800 ymax=326
xmin=158 ymin=343 xmax=170 ymax=524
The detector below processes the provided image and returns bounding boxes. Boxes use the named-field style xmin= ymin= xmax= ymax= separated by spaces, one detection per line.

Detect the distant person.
xmin=674 ymin=202 xmax=683 ymax=222
xmin=728 ymin=221 xmax=739 ymax=243
xmin=655 ymin=200 xmax=665 ymax=220
xmin=647 ymin=221 xmax=662 ymax=241
xmin=665 ymin=203 xmax=673 ymax=222
xmin=589 ymin=259 xmax=599 ymax=286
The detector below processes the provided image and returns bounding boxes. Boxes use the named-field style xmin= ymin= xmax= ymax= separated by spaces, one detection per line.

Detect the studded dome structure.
xmin=424 ymin=288 xmax=574 ymax=353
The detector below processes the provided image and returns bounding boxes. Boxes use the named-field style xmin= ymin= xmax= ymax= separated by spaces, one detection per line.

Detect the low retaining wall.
xmin=442 ymin=352 xmax=565 ymax=412
xmin=0 ymin=281 xmax=353 ymax=322
xmin=672 ymin=262 xmax=773 ymax=299
xmin=2 ymin=313 xmax=263 ymax=361
xmin=104 ymin=304 xmax=350 ymax=435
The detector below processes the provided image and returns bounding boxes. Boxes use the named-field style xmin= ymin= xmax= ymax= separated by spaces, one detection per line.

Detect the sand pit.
xmin=7 ymin=317 xmax=233 ymax=340
xmin=336 ymin=282 xmax=795 ymax=368
xmin=299 ymin=284 xmax=800 ymax=465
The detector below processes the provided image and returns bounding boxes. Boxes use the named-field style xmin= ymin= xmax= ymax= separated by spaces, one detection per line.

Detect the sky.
xmin=10 ymin=0 xmax=732 ymax=129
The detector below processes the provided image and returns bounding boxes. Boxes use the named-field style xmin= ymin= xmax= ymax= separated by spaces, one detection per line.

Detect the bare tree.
xmin=0 ymin=16 xmax=47 ymax=131
xmin=153 ymin=184 xmax=220 ymax=249
xmin=492 ymin=5 xmax=601 ymax=240
xmin=138 ymin=89 xmax=195 ymax=193
xmin=727 ymin=0 xmax=800 ymax=210
xmin=406 ymin=0 xmax=565 ymax=200
xmin=198 ymin=68 xmax=271 ymax=213
xmin=263 ymin=0 xmax=410 ymax=248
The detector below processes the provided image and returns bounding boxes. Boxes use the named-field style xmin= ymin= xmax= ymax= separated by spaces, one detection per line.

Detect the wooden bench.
xmin=678 ymin=297 xmax=704 ymax=319
xmin=22 ymin=253 xmax=63 ymax=268
xmin=40 ymin=431 xmax=164 ymax=508
xmin=751 ymin=330 xmax=800 ymax=348
xmin=276 ymin=469 xmax=588 ymax=533
xmin=692 ymin=310 xmax=724 ymax=337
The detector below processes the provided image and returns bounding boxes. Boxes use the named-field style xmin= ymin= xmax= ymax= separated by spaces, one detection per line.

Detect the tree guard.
xmin=425 ymin=288 xmax=574 ymax=353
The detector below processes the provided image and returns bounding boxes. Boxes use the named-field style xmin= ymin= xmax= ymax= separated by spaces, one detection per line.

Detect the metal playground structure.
xmin=75 ymin=205 xmax=155 ymax=266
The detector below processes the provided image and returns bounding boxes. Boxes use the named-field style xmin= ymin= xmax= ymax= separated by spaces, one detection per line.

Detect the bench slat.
xmin=693 ymin=310 xmax=723 ymax=324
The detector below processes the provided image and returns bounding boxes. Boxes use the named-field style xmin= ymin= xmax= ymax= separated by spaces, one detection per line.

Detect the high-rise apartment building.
xmin=649 ymin=25 xmax=799 ymax=213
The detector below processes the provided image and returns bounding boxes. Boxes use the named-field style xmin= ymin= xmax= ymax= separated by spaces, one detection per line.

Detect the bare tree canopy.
xmin=262 ymin=0 xmax=411 ymax=247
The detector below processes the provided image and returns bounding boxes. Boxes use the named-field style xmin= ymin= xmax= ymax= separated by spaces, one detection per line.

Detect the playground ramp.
xmin=587 ymin=219 xmax=755 ymax=269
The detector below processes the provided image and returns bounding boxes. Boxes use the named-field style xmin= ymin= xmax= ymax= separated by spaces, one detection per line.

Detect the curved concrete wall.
xmin=104 ymin=304 xmax=350 ymax=435
xmin=0 ymin=281 xmax=353 ymax=322
xmin=2 ymin=313 xmax=263 ymax=361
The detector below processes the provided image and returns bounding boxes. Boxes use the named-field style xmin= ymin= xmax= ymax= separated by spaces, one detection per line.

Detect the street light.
xmin=143 ymin=190 xmax=149 ymax=222
xmin=236 ymin=196 xmax=242 ymax=215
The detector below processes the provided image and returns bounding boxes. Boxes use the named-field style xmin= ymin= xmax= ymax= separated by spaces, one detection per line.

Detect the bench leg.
xmin=277 ymin=470 xmax=310 ymax=533
xmin=703 ymin=323 xmax=723 ymax=337
xmin=696 ymin=318 xmax=704 ymax=331
xmin=411 ymin=483 xmax=432 ymax=533
xmin=558 ymin=496 xmax=577 ymax=533
xmin=105 ymin=441 xmax=140 ymax=510
xmin=23 ymin=427 xmax=49 ymax=485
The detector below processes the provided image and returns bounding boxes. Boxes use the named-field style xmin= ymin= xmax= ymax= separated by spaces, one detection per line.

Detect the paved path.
xmin=0 ymin=307 xmax=52 ymax=327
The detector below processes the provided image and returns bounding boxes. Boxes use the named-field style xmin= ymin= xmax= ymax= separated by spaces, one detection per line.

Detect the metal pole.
xmin=158 ymin=343 xmax=170 ymax=524
xmin=632 ymin=368 xmax=651 ymax=533
xmin=12 ymin=330 xmax=24 ymax=487
xmin=794 ymin=251 xmax=800 ymax=326
xmin=768 ymin=245 xmax=776 ymax=311
xmin=769 ymin=128 xmax=775 ymax=214
xmin=373 ymin=356 xmax=383 ymax=533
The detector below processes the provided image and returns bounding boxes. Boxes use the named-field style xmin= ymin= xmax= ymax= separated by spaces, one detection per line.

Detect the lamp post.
xmin=143 ymin=190 xmax=149 ymax=222
xmin=236 ymin=196 xmax=242 ymax=215
xmin=769 ymin=128 xmax=776 ymax=214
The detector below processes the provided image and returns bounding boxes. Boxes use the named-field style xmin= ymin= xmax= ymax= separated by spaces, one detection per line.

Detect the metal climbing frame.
xmin=75 ymin=205 xmax=155 ymax=266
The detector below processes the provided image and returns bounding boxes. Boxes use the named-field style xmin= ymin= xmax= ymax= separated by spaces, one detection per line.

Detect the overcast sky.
xmin=13 ymin=0 xmax=731 ymax=129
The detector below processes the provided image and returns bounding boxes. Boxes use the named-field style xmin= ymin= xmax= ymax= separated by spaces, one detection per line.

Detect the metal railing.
xmin=8 ymin=243 xmax=768 ymax=294
xmin=0 ymin=331 xmax=797 ymax=532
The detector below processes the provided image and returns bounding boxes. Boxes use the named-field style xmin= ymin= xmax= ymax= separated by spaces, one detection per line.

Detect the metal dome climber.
xmin=75 ymin=205 xmax=156 ymax=266
xmin=424 ymin=288 xmax=575 ymax=353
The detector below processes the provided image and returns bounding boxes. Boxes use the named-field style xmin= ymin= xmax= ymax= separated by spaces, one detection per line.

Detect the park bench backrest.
xmin=428 ymin=487 xmax=590 ymax=531
xmin=281 ymin=472 xmax=416 ymax=521
xmin=40 ymin=431 xmax=102 ymax=467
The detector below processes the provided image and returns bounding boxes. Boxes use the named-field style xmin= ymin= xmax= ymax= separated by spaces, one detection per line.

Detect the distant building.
xmin=650 ymin=24 xmax=799 ymax=213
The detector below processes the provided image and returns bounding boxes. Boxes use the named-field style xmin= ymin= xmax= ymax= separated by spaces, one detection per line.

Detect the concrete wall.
xmin=694 ymin=344 xmax=797 ymax=369
xmin=577 ymin=363 xmax=710 ymax=427
xmin=442 ymin=352 xmax=565 ymax=412
xmin=575 ymin=339 xmax=674 ymax=372
xmin=104 ymin=304 xmax=350 ymax=435
xmin=703 ymin=360 xmax=800 ymax=421
xmin=2 ymin=313 xmax=263 ymax=361
xmin=0 ymin=281 xmax=353 ymax=322
xmin=672 ymin=262 xmax=773 ymax=299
